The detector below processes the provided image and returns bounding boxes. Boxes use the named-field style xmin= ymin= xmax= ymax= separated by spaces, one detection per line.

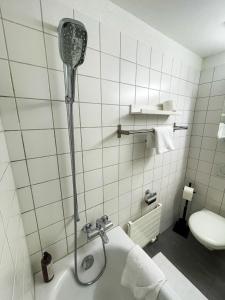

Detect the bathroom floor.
xmin=144 ymin=227 xmax=225 ymax=300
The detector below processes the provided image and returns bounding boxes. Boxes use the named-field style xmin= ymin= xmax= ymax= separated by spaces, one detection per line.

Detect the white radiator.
xmin=127 ymin=203 xmax=162 ymax=247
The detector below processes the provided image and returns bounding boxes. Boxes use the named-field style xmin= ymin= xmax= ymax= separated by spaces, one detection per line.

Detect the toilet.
xmin=189 ymin=209 xmax=225 ymax=250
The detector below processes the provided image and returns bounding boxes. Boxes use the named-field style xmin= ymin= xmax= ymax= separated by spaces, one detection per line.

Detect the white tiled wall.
xmin=186 ymin=55 xmax=225 ymax=216
xmin=0 ymin=0 xmax=201 ymax=273
xmin=0 ymin=121 xmax=34 ymax=298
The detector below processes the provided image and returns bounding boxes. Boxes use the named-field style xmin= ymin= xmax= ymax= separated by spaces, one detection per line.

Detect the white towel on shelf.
xmin=154 ymin=126 xmax=175 ymax=154
xmin=217 ymin=123 xmax=225 ymax=139
xmin=121 ymin=245 xmax=166 ymax=300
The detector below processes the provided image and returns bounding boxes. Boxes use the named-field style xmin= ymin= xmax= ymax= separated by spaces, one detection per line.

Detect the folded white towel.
xmin=154 ymin=126 xmax=175 ymax=154
xmin=217 ymin=123 xmax=225 ymax=139
xmin=121 ymin=245 xmax=166 ymax=300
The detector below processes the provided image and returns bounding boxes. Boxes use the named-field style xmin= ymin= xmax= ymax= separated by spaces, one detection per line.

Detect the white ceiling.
xmin=110 ymin=0 xmax=225 ymax=58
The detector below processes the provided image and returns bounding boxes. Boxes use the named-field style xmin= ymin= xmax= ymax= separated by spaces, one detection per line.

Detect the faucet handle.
xmin=100 ymin=215 xmax=109 ymax=224
xmin=82 ymin=223 xmax=93 ymax=233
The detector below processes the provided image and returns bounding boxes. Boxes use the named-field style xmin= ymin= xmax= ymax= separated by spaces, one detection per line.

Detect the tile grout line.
xmin=39 ymin=0 xmax=69 ymax=254
xmin=0 ymin=11 xmax=43 ymax=265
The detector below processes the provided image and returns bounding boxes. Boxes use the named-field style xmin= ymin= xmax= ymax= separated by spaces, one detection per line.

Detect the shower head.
xmin=58 ymin=18 xmax=87 ymax=69
xmin=58 ymin=18 xmax=87 ymax=102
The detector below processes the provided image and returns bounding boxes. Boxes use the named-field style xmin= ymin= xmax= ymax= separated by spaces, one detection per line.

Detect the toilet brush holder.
xmin=173 ymin=200 xmax=190 ymax=238
xmin=173 ymin=183 xmax=195 ymax=238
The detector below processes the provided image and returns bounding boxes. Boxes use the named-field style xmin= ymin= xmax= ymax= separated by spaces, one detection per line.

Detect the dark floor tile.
xmin=144 ymin=227 xmax=225 ymax=300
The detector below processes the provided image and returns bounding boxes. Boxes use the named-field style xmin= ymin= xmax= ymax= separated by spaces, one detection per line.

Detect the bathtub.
xmin=35 ymin=226 xmax=201 ymax=300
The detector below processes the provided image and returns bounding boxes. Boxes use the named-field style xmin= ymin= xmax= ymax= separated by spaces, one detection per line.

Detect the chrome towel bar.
xmin=117 ymin=123 xmax=188 ymax=138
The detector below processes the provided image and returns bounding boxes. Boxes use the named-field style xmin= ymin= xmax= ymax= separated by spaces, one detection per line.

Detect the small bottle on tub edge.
xmin=41 ymin=252 xmax=54 ymax=282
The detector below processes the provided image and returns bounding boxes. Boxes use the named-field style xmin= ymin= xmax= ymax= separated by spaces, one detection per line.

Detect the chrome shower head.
xmin=58 ymin=18 xmax=87 ymax=102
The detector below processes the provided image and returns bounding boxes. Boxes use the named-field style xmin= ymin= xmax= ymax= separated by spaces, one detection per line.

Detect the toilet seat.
xmin=189 ymin=209 xmax=225 ymax=250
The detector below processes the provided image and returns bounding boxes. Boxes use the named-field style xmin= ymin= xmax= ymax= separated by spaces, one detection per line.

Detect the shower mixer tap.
xmin=82 ymin=215 xmax=113 ymax=244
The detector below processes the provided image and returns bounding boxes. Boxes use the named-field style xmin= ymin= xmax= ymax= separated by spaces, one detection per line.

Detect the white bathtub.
xmin=35 ymin=226 xmax=206 ymax=300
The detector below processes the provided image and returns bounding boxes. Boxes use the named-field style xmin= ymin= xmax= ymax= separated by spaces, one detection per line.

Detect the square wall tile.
xmin=83 ymin=149 xmax=102 ymax=172
xmin=41 ymin=0 xmax=73 ymax=34
xmin=200 ymin=68 xmax=214 ymax=84
xmin=1 ymin=0 xmax=42 ymax=30
xmin=104 ymin=182 xmax=119 ymax=201
xmin=27 ymin=156 xmax=58 ymax=184
xmin=4 ymin=21 xmax=46 ymax=66
xmin=0 ymin=98 xmax=20 ymax=130
xmin=137 ymin=41 xmax=150 ymax=67
xmin=84 ymin=169 xmax=103 ymax=191
xmin=198 ymin=83 xmax=211 ymax=98
xmin=151 ymin=48 xmax=163 ymax=71
xmin=149 ymin=70 xmax=161 ymax=90
xmin=136 ymin=65 xmax=149 ymax=88
xmin=85 ymin=187 xmax=103 ymax=209
xmin=78 ymin=48 xmax=100 ymax=78
xmin=103 ymin=165 xmax=118 ymax=185
xmin=213 ymin=64 xmax=225 ymax=81
xmin=36 ymin=202 xmax=63 ymax=229
xmin=100 ymin=24 xmax=120 ymax=57
xmin=0 ymin=22 xmax=7 ymax=59
xmin=120 ymin=83 xmax=135 ymax=105
xmin=103 ymin=147 xmax=119 ymax=167
xmin=22 ymin=210 xmax=37 ymax=235
xmin=78 ymin=75 xmax=101 ymax=103
xmin=17 ymin=99 xmax=53 ymax=129
xmin=45 ymin=34 xmax=63 ymax=70
xmin=26 ymin=232 xmax=41 ymax=255
xmin=39 ymin=220 xmax=65 ymax=248
xmin=81 ymin=127 xmax=102 ymax=150
xmin=102 ymin=126 xmax=119 ymax=148
xmin=11 ymin=62 xmax=50 ymax=99
xmin=32 ymin=179 xmax=61 ymax=208
xmin=121 ymin=60 xmax=136 ymax=85
xmin=17 ymin=187 xmax=34 ymax=213
xmin=121 ymin=33 xmax=137 ymax=63
xmin=101 ymin=80 xmax=119 ymax=105
xmin=102 ymin=105 xmax=119 ymax=126
xmin=211 ymin=80 xmax=225 ymax=96
xmin=80 ymin=103 xmax=101 ymax=127
xmin=11 ymin=160 xmax=29 ymax=188
xmin=5 ymin=131 xmax=25 ymax=161
xmin=23 ymin=130 xmax=56 ymax=158
xmin=101 ymin=53 xmax=119 ymax=82
xmin=136 ymin=87 xmax=148 ymax=105
xmin=54 ymin=129 xmax=68 ymax=154
xmin=48 ymin=70 xmax=65 ymax=101
xmin=0 ymin=60 xmax=13 ymax=96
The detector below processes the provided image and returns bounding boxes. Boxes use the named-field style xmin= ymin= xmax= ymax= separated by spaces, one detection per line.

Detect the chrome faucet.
xmin=82 ymin=215 xmax=113 ymax=244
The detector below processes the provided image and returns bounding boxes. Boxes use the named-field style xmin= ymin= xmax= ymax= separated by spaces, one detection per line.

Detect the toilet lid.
xmin=189 ymin=209 xmax=225 ymax=249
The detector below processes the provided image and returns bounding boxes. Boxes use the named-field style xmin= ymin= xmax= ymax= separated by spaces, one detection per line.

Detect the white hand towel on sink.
xmin=154 ymin=126 xmax=175 ymax=154
xmin=217 ymin=123 xmax=225 ymax=139
xmin=121 ymin=245 xmax=166 ymax=300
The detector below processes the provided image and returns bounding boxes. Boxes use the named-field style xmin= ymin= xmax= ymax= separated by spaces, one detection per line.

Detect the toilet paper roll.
xmin=182 ymin=186 xmax=194 ymax=201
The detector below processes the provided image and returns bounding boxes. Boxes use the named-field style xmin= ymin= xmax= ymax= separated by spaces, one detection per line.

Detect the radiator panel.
xmin=127 ymin=203 xmax=162 ymax=247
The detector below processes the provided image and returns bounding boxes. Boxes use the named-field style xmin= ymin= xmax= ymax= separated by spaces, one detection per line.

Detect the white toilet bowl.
xmin=189 ymin=209 xmax=225 ymax=250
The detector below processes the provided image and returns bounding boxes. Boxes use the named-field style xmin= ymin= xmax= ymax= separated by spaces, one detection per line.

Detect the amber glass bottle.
xmin=41 ymin=252 xmax=54 ymax=282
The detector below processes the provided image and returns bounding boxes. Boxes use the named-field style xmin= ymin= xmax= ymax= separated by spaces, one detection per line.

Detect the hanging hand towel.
xmin=154 ymin=126 xmax=175 ymax=154
xmin=217 ymin=123 xmax=225 ymax=139
xmin=121 ymin=245 xmax=166 ymax=300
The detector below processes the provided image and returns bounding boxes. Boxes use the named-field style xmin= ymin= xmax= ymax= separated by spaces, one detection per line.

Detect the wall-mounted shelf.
xmin=130 ymin=105 xmax=180 ymax=116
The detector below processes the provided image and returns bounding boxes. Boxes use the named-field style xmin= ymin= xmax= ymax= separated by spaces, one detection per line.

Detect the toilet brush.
xmin=173 ymin=183 xmax=194 ymax=238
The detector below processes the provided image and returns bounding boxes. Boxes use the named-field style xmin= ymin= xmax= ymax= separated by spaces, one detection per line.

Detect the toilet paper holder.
xmin=144 ymin=190 xmax=157 ymax=206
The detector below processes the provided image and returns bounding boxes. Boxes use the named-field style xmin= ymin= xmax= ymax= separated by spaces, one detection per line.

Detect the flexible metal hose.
xmin=66 ymin=101 xmax=107 ymax=286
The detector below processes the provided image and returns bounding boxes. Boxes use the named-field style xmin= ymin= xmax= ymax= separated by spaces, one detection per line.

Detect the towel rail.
xmin=117 ymin=123 xmax=188 ymax=138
